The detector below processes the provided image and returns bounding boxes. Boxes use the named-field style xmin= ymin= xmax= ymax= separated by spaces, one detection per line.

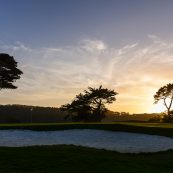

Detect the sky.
xmin=1 ymin=0 xmax=173 ymax=113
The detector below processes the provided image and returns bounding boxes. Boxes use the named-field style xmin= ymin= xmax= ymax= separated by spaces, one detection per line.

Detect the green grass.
xmin=0 ymin=145 xmax=173 ymax=173
xmin=1 ymin=122 xmax=173 ymax=128
xmin=1 ymin=122 xmax=173 ymax=137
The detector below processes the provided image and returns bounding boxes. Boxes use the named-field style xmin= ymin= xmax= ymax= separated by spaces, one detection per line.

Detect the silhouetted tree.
xmin=84 ymin=85 xmax=118 ymax=121
xmin=0 ymin=53 xmax=23 ymax=90
xmin=60 ymin=86 xmax=118 ymax=122
xmin=154 ymin=83 xmax=173 ymax=121
xmin=60 ymin=93 xmax=92 ymax=121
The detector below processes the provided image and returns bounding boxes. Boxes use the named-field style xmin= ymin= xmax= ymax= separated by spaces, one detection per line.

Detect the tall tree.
xmin=0 ymin=53 xmax=23 ymax=90
xmin=154 ymin=83 xmax=173 ymax=121
xmin=60 ymin=86 xmax=118 ymax=122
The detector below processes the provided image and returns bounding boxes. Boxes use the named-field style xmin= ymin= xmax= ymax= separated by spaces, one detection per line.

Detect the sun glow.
xmin=149 ymin=102 xmax=166 ymax=113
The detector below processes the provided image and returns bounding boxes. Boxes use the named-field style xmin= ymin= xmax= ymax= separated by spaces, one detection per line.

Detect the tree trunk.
xmin=97 ymin=101 xmax=102 ymax=121
xmin=167 ymin=108 xmax=171 ymax=122
xmin=164 ymin=98 xmax=172 ymax=122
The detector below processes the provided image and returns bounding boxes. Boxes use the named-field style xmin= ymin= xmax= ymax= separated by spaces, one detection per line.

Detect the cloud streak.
xmin=0 ymin=36 xmax=173 ymax=113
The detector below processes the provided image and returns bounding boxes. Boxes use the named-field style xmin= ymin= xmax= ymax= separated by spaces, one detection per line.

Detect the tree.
xmin=0 ymin=53 xmax=23 ymax=90
xmin=84 ymin=85 xmax=118 ymax=121
xmin=60 ymin=86 xmax=118 ymax=122
xmin=60 ymin=93 xmax=92 ymax=121
xmin=154 ymin=83 xmax=173 ymax=121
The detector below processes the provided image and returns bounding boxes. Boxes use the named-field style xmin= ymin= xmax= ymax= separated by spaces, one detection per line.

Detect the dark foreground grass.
xmin=0 ymin=145 xmax=173 ymax=173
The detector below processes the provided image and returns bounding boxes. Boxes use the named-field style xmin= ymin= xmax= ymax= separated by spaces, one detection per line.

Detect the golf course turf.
xmin=0 ymin=122 xmax=173 ymax=137
xmin=0 ymin=122 xmax=173 ymax=173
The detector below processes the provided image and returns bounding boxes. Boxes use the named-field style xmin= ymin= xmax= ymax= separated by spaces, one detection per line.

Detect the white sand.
xmin=0 ymin=129 xmax=173 ymax=153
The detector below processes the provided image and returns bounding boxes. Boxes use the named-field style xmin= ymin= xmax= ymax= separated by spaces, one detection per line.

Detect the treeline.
xmin=0 ymin=104 xmax=160 ymax=123
xmin=104 ymin=110 xmax=159 ymax=122
xmin=0 ymin=105 xmax=66 ymax=123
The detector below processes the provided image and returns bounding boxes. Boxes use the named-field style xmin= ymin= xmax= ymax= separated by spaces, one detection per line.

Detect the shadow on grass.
xmin=0 ymin=145 xmax=173 ymax=173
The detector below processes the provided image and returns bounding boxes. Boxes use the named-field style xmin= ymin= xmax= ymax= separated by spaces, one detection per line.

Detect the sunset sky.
xmin=1 ymin=0 xmax=173 ymax=113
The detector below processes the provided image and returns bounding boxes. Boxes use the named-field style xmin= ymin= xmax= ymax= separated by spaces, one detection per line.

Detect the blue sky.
xmin=1 ymin=0 xmax=173 ymax=47
xmin=1 ymin=0 xmax=173 ymax=113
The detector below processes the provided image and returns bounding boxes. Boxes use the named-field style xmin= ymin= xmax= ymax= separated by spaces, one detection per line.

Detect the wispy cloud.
xmin=0 ymin=36 xmax=173 ymax=113
xmin=80 ymin=39 xmax=107 ymax=52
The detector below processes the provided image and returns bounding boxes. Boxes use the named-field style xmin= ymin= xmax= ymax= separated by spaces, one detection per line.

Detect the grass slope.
xmin=0 ymin=145 xmax=173 ymax=173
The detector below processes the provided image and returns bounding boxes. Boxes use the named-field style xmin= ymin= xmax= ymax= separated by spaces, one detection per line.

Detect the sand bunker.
xmin=0 ymin=129 xmax=173 ymax=153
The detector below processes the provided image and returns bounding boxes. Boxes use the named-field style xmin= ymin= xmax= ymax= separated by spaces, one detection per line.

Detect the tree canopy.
xmin=0 ymin=53 xmax=23 ymax=90
xmin=60 ymin=86 xmax=118 ymax=122
xmin=154 ymin=83 xmax=173 ymax=121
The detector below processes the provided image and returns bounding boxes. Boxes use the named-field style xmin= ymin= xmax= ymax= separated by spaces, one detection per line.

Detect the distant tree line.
xmin=113 ymin=112 xmax=130 ymax=116
xmin=104 ymin=110 xmax=159 ymax=122
xmin=0 ymin=104 xmax=160 ymax=123
xmin=0 ymin=105 xmax=66 ymax=123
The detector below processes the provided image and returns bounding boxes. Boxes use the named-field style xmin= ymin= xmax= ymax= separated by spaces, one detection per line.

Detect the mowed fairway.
xmin=0 ymin=123 xmax=173 ymax=173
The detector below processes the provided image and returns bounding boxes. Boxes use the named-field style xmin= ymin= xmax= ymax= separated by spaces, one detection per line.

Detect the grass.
xmin=0 ymin=145 xmax=173 ymax=173
xmin=1 ymin=122 xmax=173 ymax=137
xmin=1 ymin=122 xmax=173 ymax=172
